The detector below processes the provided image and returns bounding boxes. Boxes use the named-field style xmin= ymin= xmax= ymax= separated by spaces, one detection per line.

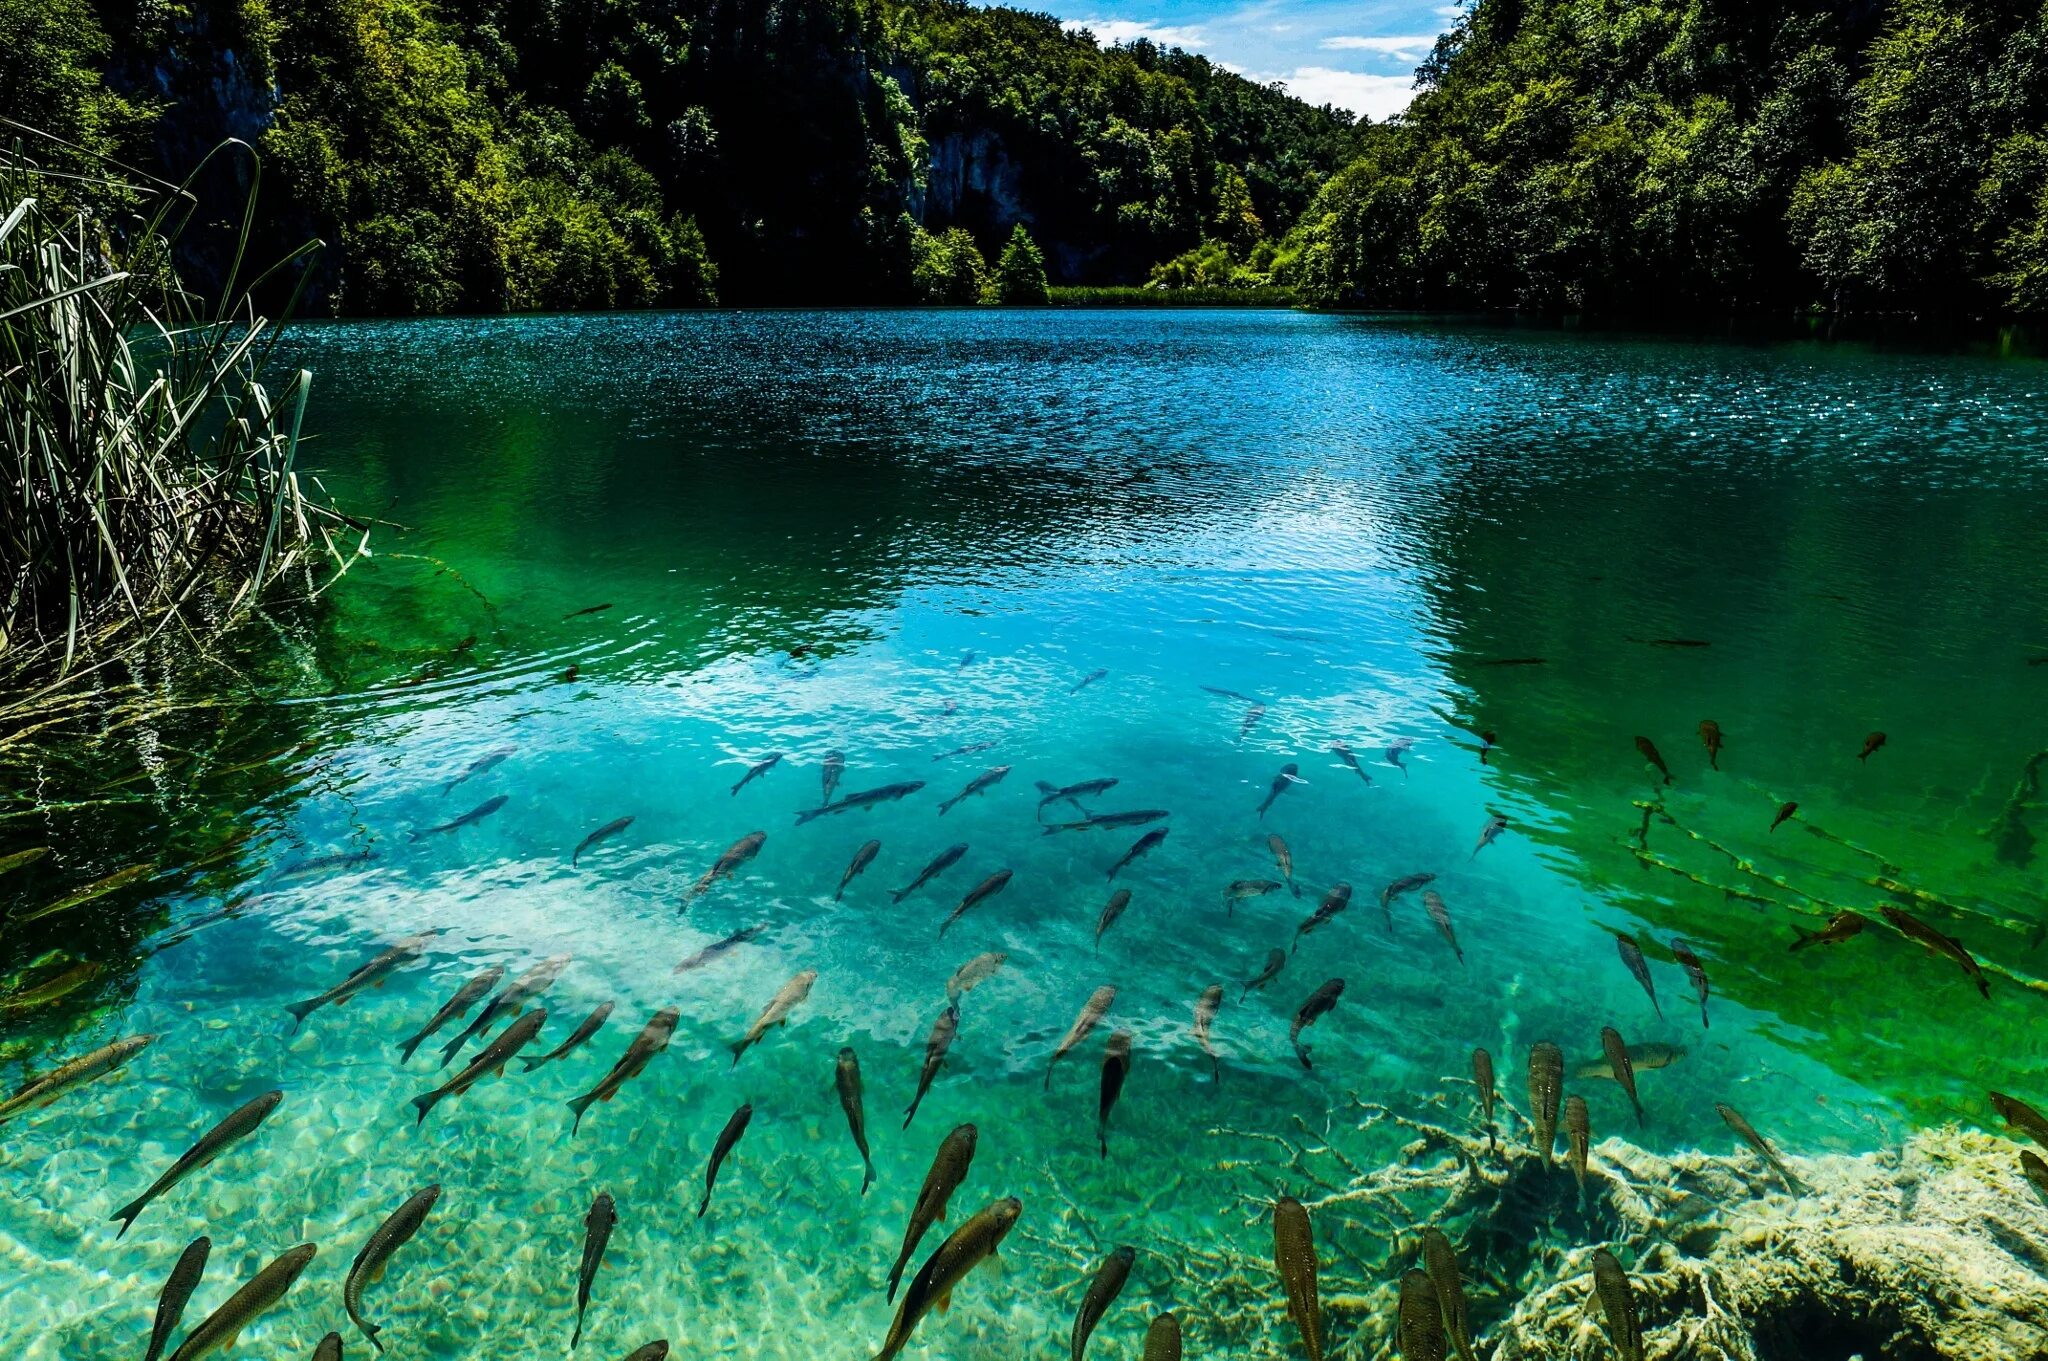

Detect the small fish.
xmin=0 ymin=845 xmax=50 ymax=877
xmin=1042 ymin=809 xmax=1170 ymax=835
xmin=1071 ymin=668 xmax=1109 ymax=694
xmin=893 ymin=843 xmax=968 ymax=904
xmin=1269 ymin=833 xmax=1299 ymax=897
xmin=345 ymin=1184 xmax=440 ymax=1351
xmin=836 ymin=1048 xmax=876 ymax=1193
xmin=1769 ymin=800 xmax=1798 ymax=832
xmin=562 ymin=664 xmax=579 ymax=682
xmin=1193 ymin=984 xmax=1224 ymax=1083
xmin=568 ymin=1007 xmax=679 ymax=1132
xmin=731 ymin=752 xmax=783 ymax=796
xmin=443 ymin=746 xmax=514 ymax=796
xmin=572 ymin=1191 xmax=615 ymax=1347
xmin=1201 ymin=685 xmax=1253 ymax=702
xmin=1528 ymin=1041 xmax=1563 ymax=1163
xmin=1330 ymin=742 xmax=1373 ymax=785
xmin=1224 ymin=878 xmax=1284 ymax=915
xmin=564 ymin=602 xmax=612 ymax=619
xmin=1385 ymin=738 xmax=1413 ymax=777
xmin=674 ymin=925 xmax=766 ymax=973
xmin=1633 ymin=737 xmax=1673 ymax=785
xmin=1398 ymin=1269 xmax=1447 ymax=1361
xmin=698 ymin=1102 xmax=753 ymax=1218
xmin=1591 ymin=1249 xmax=1644 ymax=1361
xmin=1471 ymin=815 xmax=1506 ymax=857
xmin=1717 ymin=1102 xmax=1802 ymax=1191
xmin=1144 ymin=1314 xmax=1182 ymax=1361
xmin=1106 ymin=828 xmax=1167 ymax=878
xmin=885 ymin=1123 xmax=979 ymax=1302
xmin=1095 ymin=889 xmax=1132 ymax=948
xmin=904 ymin=1005 xmax=961 ymax=1129
xmin=1095 ymin=1032 xmax=1133 ymax=1158
xmin=1990 ymin=1091 xmax=2048 ymax=1148
xmin=933 ymin=741 xmax=997 ymax=763
xmin=0 ymin=1032 xmax=155 ymax=1123
xmin=165 ymin=1243 xmax=317 ymax=1361
xmin=1472 ymin=1048 xmax=1497 ymax=1146
xmin=1789 ymin=910 xmax=1867 ymax=951
xmin=1858 ymin=731 xmax=1887 ymax=762
xmin=836 ymin=839 xmax=882 ymax=900
xmin=796 ymin=781 xmax=926 ymax=823
xmin=314 ymin=1333 xmax=343 ymax=1360
xmin=287 ymin=930 xmax=439 ymax=1032
xmin=1613 ymin=933 xmax=1662 ymax=1019
xmin=1242 ymin=948 xmax=1287 ymax=1000
xmin=1420 ymin=1227 xmax=1474 ymax=1361
xmin=821 ymin=750 xmax=846 ymax=805
xmin=958 ymin=649 xmax=977 ymax=669
xmin=1880 ymin=906 xmax=1990 ymax=999
xmin=1292 ymin=882 xmax=1353 ymax=954
xmin=1423 ymin=890 xmax=1463 ymax=964
xmin=278 ymin=849 xmax=374 ymax=879
xmin=1479 ymin=730 xmax=1496 ymax=764
xmin=113 ymin=1091 xmax=284 ymax=1237
xmin=1290 ymin=978 xmax=1344 ymax=1069
xmin=2021 ymin=1151 xmax=2048 ymax=1209
xmin=873 ymin=1197 xmax=1021 ymax=1361
xmin=1238 ymin=703 xmax=1267 ymax=742
xmin=1601 ymin=1026 xmax=1645 ymax=1126
xmin=1072 ymin=1245 xmax=1135 ymax=1356
xmin=1565 ymin=1095 xmax=1591 ymax=1193
xmin=1272 ymin=1195 xmax=1324 ymax=1361
xmin=1034 ymin=778 xmax=1118 ymax=818
xmin=411 ymin=794 xmax=507 ymax=839
xmin=731 ymin=970 xmax=818 ymax=1065
xmin=410 ymin=1009 xmax=546 ymax=1126
xmin=940 ymin=765 xmax=1010 ymax=815
xmin=572 ymin=816 xmax=634 ymax=865
xmin=440 ymin=954 xmax=570 ymax=1066
xmin=1671 ymin=939 xmax=1710 ymax=1027
xmin=1378 ymin=872 xmax=1434 ymax=933
xmin=523 ymin=1001 xmax=615 ymax=1072
xmin=1258 ymin=763 xmax=1303 ymax=818
xmin=398 ymin=965 xmax=504 ymax=1063
xmin=687 ymin=831 xmax=766 ymax=903
xmin=940 ymin=869 xmax=1012 ymax=936
xmin=0 ymin=959 xmax=104 ymax=1014
xmin=1698 ymin=720 xmax=1723 ymax=769
xmin=946 ymin=951 xmax=1008 ymax=1004
xmin=145 ymin=1236 xmax=211 ymax=1361
xmin=1574 ymin=1041 xmax=1687 ymax=1081
xmin=1047 ymin=985 xmax=1117 ymax=1089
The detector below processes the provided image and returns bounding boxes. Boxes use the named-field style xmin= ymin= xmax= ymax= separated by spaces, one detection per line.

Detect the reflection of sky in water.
xmin=3 ymin=312 xmax=2044 ymax=1357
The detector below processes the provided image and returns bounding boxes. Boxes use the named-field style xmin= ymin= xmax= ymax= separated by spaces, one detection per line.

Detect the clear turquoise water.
xmin=2 ymin=310 xmax=2046 ymax=1357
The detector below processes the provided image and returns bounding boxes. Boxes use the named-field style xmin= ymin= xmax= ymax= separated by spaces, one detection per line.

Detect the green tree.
xmin=991 ymin=222 xmax=1050 ymax=303
xmin=910 ymin=224 xmax=989 ymax=303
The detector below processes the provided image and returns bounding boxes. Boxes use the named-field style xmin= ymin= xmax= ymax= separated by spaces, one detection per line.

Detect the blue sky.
xmin=1048 ymin=0 xmax=1460 ymax=120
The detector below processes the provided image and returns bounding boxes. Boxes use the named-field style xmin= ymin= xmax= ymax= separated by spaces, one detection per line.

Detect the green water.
xmin=2 ymin=310 xmax=2045 ymax=1358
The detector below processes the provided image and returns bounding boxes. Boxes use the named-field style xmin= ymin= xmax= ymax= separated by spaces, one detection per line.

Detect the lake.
xmin=2 ymin=309 xmax=2044 ymax=1358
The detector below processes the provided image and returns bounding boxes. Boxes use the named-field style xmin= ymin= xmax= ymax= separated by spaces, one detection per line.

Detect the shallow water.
xmin=2 ymin=310 xmax=2046 ymax=1358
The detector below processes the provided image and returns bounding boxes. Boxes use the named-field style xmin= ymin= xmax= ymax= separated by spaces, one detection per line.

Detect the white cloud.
xmin=1061 ymin=17 xmax=1208 ymax=48
xmin=1251 ymin=67 xmax=1417 ymax=120
xmin=1320 ymin=33 xmax=1440 ymax=60
xmin=1434 ymin=4 xmax=1465 ymax=18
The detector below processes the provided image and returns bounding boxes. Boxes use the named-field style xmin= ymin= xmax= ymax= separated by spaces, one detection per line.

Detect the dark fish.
xmin=1330 ymin=742 xmax=1372 ymax=785
xmin=1269 ymin=833 xmax=1299 ymax=897
xmin=1385 ymin=738 xmax=1412 ymax=777
xmin=940 ymin=765 xmax=1010 ymax=815
xmin=1258 ymin=763 xmax=1303 ymax=819
xmin=1292 ymin=882 xmax=1352 ymax=954
xmin=572 ymin=1192 xmax=615 ymax=1348
xmin=1047 ymin=985 xmax=1117 ymax=1089
xmin=619 ymin=1342 xmax=668 ymax=1361
xmin=893 ymin=843 xmax=968 ymax=904
xmin=345 ymin=1184 xmax=440 ymax=1352
xmin=1769 ymin=800 xmax=1798 ymax=832
xmin=411 ymin=1009 xmax=547 ymax=1126
xmin=1042 ymin=809 xmax=1170 ymax=835
xmin=165 ymin=1243 xmax=316 ymax=1361
xmin=1071 ymin=668 xmax=1109 ymax=694
xmin=1601 ymin=1026 xmax=1644 ymax=1126
xmin=674 ymin=925 xmax=764 ymax=974
xmin=1671 ymin=939 xmax=1710 ymax=1027
xmin=731 ymin=753 xmax=783 ymax=796
xmin=1698 ymin=720 xmax=1723 ymax=770
xmin=572 ymin=816 xmax=633 ymax=865
xmin=1574 ymin=1041 xmax=1686 ymax=1081
xmin=1289 ymin=978 xmax=1344 ymax=1069
xmin=698 ymin=1102 xmax=753 ymax=1218
xmin=837 ymin=839 xmax=882 ymax=900
xmin=1035 ymin=778 xmax=1119 ymax=818
xmin=1990 ymin=1091 xmax=2048 ymax=1148
xmin=836 ymin=1048 xmax=875 ymax=1193
xmin=1858 ymin=731 xmax=1887 ymax=762
xmin=1243 ymin=948 xmax=1287 ymax=1000
xmin=2022 ymin=1151 xmax=2048 ymax=1209
xmin=940 ymin=869 xmax=1012 ymax=936
xmin=1717 ymin=1102 xmax=1802 ymax=1191
xmin=399 ymin=965 xmax=504 ymax=1064
xmin=1238 ymin=703 xmax=1267 ymax=742
xmin=562 ymin=664 xmax=579 ymax=682
xmin=1471 ymin=815 xmax=1506 ymax=858
xmin=443 ymin=745 xmax=514 ymax=796
xmin=0 ymin=1033 xmax=155 ymax=1123
xmin=1879 ymin=906 xmax=1990 ymax=999
xmin=564 ymin=602 xmax=612 ymax=619
xmin=145 ymin=1236 xmax=211 ymax=1361
xmin=1790 ymin=910 xmax=1867 ymax=951
xmin=113 ymin=1091 xmax=284 ymax=1237
xmin=279 ymin=849 xmax=375 ymax=878
xmin=1193 ymin=985 xmax=1223 ymax=1083
xmin=1224 ymin=879 xmax=1284 ymax=915
xmin=885 ymin=1123 xmax=979 ymax=1302
xmin=1273 ymin=1196 xmax=1324 ymax=1361
xmin=1591 ymin=1249 xmax=1644 ymax=1361
xmin=523 ymin=1001 xmax=615 ymax=1073
xmin=1144 ymin=1314 xmax=1182 ymax=1361
xmin=904 ymin=1006 xmax=961 ymax=1129
xmin=1613 ymin=934 xmax=1662 ymax=1019
xmin=933 ymin=741 xmax=997 ymax=763
xmin=440 ymin=954 xmax=570 ymax=1067
xmin=1423 ymin=890 xmax=1463 ymax=964
xmin=821 ymin=750 xmax=846 ymax=805
xmin=946 ymin=951 xmax=1007 ymax=1004
xmin=1096 ymin=1032 xmax=1133 ymax=1158
xmin=1072 ymin=1244 xmax=1135 ymax=1356
xmin=1472 ymin=1048 xmax=1496 ymax=1146
xmin=873 ymin=1197 xmax=1021 ymax=1361
xmin=1479 ymin=730 xmax=1496 ymax=764
xmin=313 ymin=1332 xmax=342 ymax=1361
xmin=1398 ymin=1269 xmax=1447 ymax=1361
xmin=1420 ymin=1227 xmax=1473 ymax=1361
xmin=411 ymin=795 xmax=507 ymax=839
xmin=796 ymin=781 xmax=926 ymax=823
xmin=958 ymin=649 xmax=976 ymax=669
xmin=286 ymin=930 xmax=439 ymax=1032
xmin=1528 ymin=1042 xmax=1563 ymax=1164
xmin=1201 ymin=685 xmax=1253 ymax=701
xmin=687 ymin=831 xmax=766 ymax=903
xmin=1632 ymin=737 xmax=1673 ymax=785
xmin=1378 ymin=873 xmax=1433 ymax=933
xmin=731 ymin=970 xmax=818 ymax=1065
xmin=1565 ymin=1095 xmax=1591 ymax=1193
xmin=1107 ymin=828 xmax=1167 ymax=879
xmin=568 ymin=1007 xmax=679 ymax=1132
xmin=1095 ymin=889 xmax=1132 ymax=948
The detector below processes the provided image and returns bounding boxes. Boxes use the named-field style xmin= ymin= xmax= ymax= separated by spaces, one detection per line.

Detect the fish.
xmin=1201 ymin=685 xmax=1253 ymax=702
xmin=958 ymin=649 xmax=977 ymax=669
xmin=1269 ymin=833 xmax=1299 ymax=897
xmin=688 ymin=831 xmax=767 ymax=902
xmin=1602 ymin=1026 xmax=1645 ymax=1126
xmin=1072 ymin=1244 xmax=1135 ymax=1356
xmin=0 ymin=959 xmax=104 ymax=1014
xmin=443 ymin=745 xmax=514 ymax=795
xmin=1042 ymin=809 xmax=1170 ymax=835
xmin=398 ymin=965 xmax=503 ymax=1064
xmin=1789 ymin=910 xmax=1867 ymax=951
xmin=1046 ymin=985 xmax=1117 ymax=1089
xmin=562 ymin=664 xmax=579 ymax=682
xmin=1224 ymin=879 xmax=1284 ymax=915
xmin=1698 ymin=720 xmax=1723 ymax=769
xmin=1272 ymin=1195 xmax=1324 ymax=1361
xmin=885 ymin=1123 xmax=979 ymax=1301
xmin=893 ymin=843 xmax=968 ymax=904
xmin=278 ymin=849 xmax=374 ymax=879
xmin=1471 ymin=815 xmax=1506 ymax=857
xmin=836 ymin=1048 xmax=875 ymax=1193
xmin=1095 ymin=889 xmax=1132 ymax=948
xmin=1528 ymin=1042 xmax=1563 ymax=1163
xmin=1769 ymin=800 xmax=1798 ymax=832
xmin=345 ymin=1184 xmax=440 ymax=1351
xmin=410 ymin=1009 xmax=547 ymax=1126
xmin=1290 ymin=978 xmax=1344 ymax=1069
xmin=1671 ymin=939 xmax=1711 ymax=1027
xmin=411 ymin=794 xmax=507 ymax=839
xmin=1423 ymin=890 xmax=1463 ymax=964
xmin=440 ymin=954 xmax=570 ymax=1066
xmin=113 ymin=1090 xmax=284 ymax=1237
xmin=1144 ymin=1314 xmax=1182 ymax=1361
xmin=940 ymin=765 xmax=1010 ymax=815
xmin=1591 ymin=1249 xmax=1644 ymax=1361
xmin=1574 ymin=1042 xmax=1686 ymax=1081
xmin=1633 ymin=737 xmax=1673 ymax=785
xmin=1237 ymin=703 xmax=1267 ymax=742
xmin=1990 ymin=1091 xmax=2048 ymax=1148
xmin=1258 ymin=763 xmax=1302 ymax=818
xmin=731 ymin=970 xmax=818 ymax=1065
xmin=674 ymin=925 xmax=765 ymax=973
xmin=1385 ymin=738 xmax=1413 ymax=777
xmin=1292 ymin=882 xmax=1353 ymax=954
xmin=145 ymin=1236 xmax=211 ymax=1361
xmin=1035 ymin=778 xmax=1119 ymax=818
xmin=1858 ymin=731 xmax=1887 ymax=762
xmin=1479 ymin=730 xmax=1496 ymax=764
xmin=564 ymin=602 xmax=612 ymax=619
xmin=0 ymin=1032 xmax=155 ymax=1123
xmin=1193 ymin=985 xmax=1224 ymax=1083
xmin=1472 ymin=1048 xmax=1496 ymax=1146
xmin=572 ymin=1191 xmax=615 ymax=1347
xmin=836 ymin=839 xmax=882 ymax=900
xmin=904 ymin=1005 xmax=961 ymax=1129
xmin=1107 ymin=828 xmax=1168 ymax=878
xmin=620 ymin=1343 xmax=669 ymax=1361
xmin=940 ymin=869 xmax=1013 ymax=936
xmin=1071 ymin=668 xmax=1109 ymax=694
xmin=1243 ymin=948 xmax=1286 ymax=1000
xmin=1420 ymin=1226 xmax=1474 ymax=1361
xmin=1565 ymin=1095 xmax=1591 ymax=1193
xmin=933 ymin=741 xmax=997 ymax=763
xmin=1716 ymin=1102 xmax=1802 ymax=1191
xmin=698 ymin=1102 xmax=753 ymax=1218
xmin=523 ymin=1001 xmax=614 ymax=1072
xmin=568 ymin=1007 xmax=679 ymax=1132
xmin=1378 ymin=873 xmax=1433 ymax=933
xmin=1398 ymin=1269 xmax=1446 ymax=1361
xmin=796 ymin=781 xmax=926 ymax=823
xmin=1613 ymin=933 xmax=1662 ymax=1019
xmin=873 ymin=1197 xmax=1021 ymax=1361
xmin=164 ymin=1242 xmax=316 ymax=1361
xmin=1879 ymin=906 xmax=1990 ymax=999
xmin=1330 ymin=742 xmax=1372 ymax=785
xmin=731 ymin=752 xmax=783 ymax=795
xmin=1096 ymin=1032 xmax=1133 ymax=1157
xmin=946 ymin=951 xmax=1007 ymax=1004
xmin=572 ymin=816 xmax=634 ymax=865
xmin=821 ymin=750 xmax=846 ymax=805
xmin=314 ymin=1334 xmax=342 ymax=1360
xmin=2022 ymin=1151 xmax=2048 ymax=1209
xmin=0 ymin=845 xmax=50 ymax=877
xmin=287 ymin=930 xmax=439 ymax=1033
